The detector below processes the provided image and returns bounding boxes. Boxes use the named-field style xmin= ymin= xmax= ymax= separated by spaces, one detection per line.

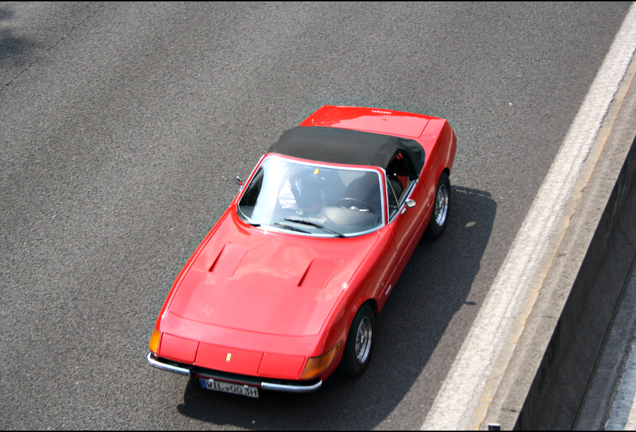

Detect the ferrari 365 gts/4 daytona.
xmin=147 ymin=105 xmax=457 ymax=398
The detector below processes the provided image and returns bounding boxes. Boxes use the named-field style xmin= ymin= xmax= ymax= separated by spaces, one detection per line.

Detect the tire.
xmin=337 ymin=304 xmax=374 ymax=378
xmin=426 ymin=172 xmax=450 ymax=239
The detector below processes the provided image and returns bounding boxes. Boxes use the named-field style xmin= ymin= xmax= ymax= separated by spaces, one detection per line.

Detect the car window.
xmin=386 ymin=151 xmax=415 ymax=206
xmin=238 ymin=156 xmax=385 ymax=237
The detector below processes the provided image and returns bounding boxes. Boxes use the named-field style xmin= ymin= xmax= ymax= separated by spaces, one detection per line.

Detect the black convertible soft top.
xmin=268 ymin=126 xmax=425 ymax=177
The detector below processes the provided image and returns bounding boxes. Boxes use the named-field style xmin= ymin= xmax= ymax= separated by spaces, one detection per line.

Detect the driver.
xmin=278 ymin=167 xmax=324 ymax=215
xmin=344 ymin=171 xmax=381 ymax=215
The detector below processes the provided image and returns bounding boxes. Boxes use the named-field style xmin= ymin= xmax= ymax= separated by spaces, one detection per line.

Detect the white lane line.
xmin=422 ymin=5 xmax=636 ymax=430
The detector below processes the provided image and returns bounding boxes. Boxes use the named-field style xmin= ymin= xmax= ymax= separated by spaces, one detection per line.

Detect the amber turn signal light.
xmin=149 ymin=329 xmax=161 ymax=354
xmin=301 ymin=341 xmax=342 ymax=380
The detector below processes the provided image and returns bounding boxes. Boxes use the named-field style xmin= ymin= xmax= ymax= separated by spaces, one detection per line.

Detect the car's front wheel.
xmin=338 ymin=304 xmax=374 ymax=377
xmin=426 ymin=172 xmax=450 ymax=239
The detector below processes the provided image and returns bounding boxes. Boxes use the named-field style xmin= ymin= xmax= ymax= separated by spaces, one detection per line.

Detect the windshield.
xmin=238 ymin=156 xmax=384 ymax=236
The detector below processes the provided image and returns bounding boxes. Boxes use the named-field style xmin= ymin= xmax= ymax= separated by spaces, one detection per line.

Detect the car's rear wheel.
xmin=338 ymin=304 xmax=374 ymax=377
xmin=426 ymin=172 xmax=450 ymax=239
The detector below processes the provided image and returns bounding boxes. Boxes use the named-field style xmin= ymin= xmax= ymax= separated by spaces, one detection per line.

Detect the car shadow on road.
xmin=175 ymin=185 xmax=496 ymax=429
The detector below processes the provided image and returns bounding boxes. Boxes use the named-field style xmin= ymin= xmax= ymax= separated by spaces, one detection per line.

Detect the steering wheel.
xmin=335 ymin=197 xmax=371 ymax=211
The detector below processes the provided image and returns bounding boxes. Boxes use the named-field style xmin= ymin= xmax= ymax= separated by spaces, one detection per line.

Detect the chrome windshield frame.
xmin=236 ymin=154 xmax=387 ymax=237
xmin=387 ymin=178 xmax=418 ymax=223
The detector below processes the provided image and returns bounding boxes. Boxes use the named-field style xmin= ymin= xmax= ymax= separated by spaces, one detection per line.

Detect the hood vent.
xmin=297 ymin=258 xmax=341 ymax=290
xmin=208 ymin=243 xmax=248 ymax=279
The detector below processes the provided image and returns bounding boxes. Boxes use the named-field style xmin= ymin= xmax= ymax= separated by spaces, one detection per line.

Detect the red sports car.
xmin=147 ymin=105 xmax=457 ymax=398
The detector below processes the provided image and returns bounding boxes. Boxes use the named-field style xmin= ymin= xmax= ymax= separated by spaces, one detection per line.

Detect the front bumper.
xmin=146 ymin=352 xmax=322 ymax=393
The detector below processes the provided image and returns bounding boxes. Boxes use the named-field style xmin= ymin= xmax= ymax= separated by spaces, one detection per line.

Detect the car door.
xmin=386 ymin=151 xmax=428 ymax=278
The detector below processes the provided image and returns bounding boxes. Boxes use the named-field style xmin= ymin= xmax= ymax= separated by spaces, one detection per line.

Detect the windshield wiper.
xmin=273 ymin=222 xmax=310 ymax=234
xmin=284 ymin=218 xmax=345 ymax=238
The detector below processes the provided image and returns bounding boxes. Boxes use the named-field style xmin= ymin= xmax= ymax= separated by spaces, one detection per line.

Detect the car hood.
xmin=167 ymin=211 xmax=380 ymax=337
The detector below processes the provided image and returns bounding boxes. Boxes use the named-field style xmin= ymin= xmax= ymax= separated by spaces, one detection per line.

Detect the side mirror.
xmin=235 ymin=176 xmax=243 ymax=186
xmin=406 ymin=199 xmax=416 ymax=208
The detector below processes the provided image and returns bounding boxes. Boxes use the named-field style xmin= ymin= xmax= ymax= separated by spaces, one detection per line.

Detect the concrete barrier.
xmin=516 ymin=133 xmax=636 ymax=430
xmin=481 ymin=56 xmax=636 ymax=430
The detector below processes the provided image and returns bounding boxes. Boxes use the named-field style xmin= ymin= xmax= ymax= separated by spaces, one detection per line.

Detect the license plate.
xmin=199 ymin=378 xmax=259 ymax=398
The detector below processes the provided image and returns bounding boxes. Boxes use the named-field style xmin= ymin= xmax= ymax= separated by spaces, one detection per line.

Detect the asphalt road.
xmin=0 ymin=2 xmax=631 ymax=429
